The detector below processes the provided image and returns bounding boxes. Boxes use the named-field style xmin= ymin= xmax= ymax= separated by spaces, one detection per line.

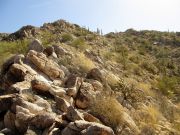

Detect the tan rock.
xmin=83 ymin=112 xmax=101 ymax=123
xmin=27 ymin=50 xmax=65 ymax=79
xmin=86 ymin=68 xmax=104 ymax=82
xmin=62 ymin=120 xmax=114 ymax=135
xmin=75 ymin=82 xmax=95 ymax=109
xmin=13 ymin=97 xmax=44 ymax=114
xmin=30 ymin=112 xmax=56 ymax=129
xmin=28 ymin=39 xmax=44 ymax=53
xmin=34 ymin=95 xmax=52 ymax=112
xmin=31 ymin=79 xmax=51 ymax=93
xmin=86 ymin=79 xmax=103 ymax=91
xmin=49 ymin=85 xmax=66 ymax=97
xmin=55 ymin=96 xmax=70 ymax=112
xmin=81 ymin=123 xmax=115 ymax=135
xmin=65 ymin=75 xmax=83 ymax=97
xmin=52 ymin=45 xmax=69 ymax=57
xmin=15 ymin=106 xmax=34 ymax=133
xmin=66 ymin=106 xmax=84 ymax=122
xmin=9 ymin=81 xmax=31 ymax=94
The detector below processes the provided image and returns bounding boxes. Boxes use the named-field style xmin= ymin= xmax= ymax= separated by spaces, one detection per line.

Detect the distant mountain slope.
xmin=0 ymin=19 xmax=180 ymax=135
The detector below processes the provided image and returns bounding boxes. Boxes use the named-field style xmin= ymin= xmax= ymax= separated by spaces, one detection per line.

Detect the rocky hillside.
xmin=0 ymin=20 xmax=180 ymax=135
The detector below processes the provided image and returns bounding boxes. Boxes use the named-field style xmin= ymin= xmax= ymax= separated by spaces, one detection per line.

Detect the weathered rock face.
xmin=61 ymin=120 xmax=115 ymax=135
xmin=0 ymin=40 xmax=115 ymax=135
xmin=52 ymin=45 xmax=69 ymax=57
xmin=66 ymin=106 xmax=84 ymax=122
xmin=65 ymin=75 xmax=83 ymax=97
xmin=87 ymin=68 xmax=104 ymax=82
xmin=28 ymin=39 xmax=44 ymax=53
xmin=75 ymin=82 xmax=95 ymax=109
xmin=30 ymin=112 xmax=56 ymax=129
xmin=27 ymin=50 xmax=65 ymax=79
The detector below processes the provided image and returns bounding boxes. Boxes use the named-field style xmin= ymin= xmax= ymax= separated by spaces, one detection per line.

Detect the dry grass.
xmin=73 ymin=53 xmax=95 ymax=73
xmin=105 ymin=72 xmax=120 ymax=87
xmin=134 ymin=105 xmax=162 ymax=129
xmin=90 ymin=95 xmax=124 ymax=130
xmin=90 ymin=94 xmax=140 ymax=134
xmin=135 ymin=82 xmax=154 ymax=97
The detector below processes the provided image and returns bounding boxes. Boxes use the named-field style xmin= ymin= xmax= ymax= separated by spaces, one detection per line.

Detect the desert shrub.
xmin=58 ymin=55 xmax=72 ymax=67
xmin=133 ymin=66 xmax=143 ymax=76
xmin=113 ymin=80 xmax=145 ymax=107
xmin=141 ymin=105 xmax=161 ymax=125
xmin=138 ymin=43 xmax=153 ymax=55
xmin=0 ymin=39 xmax=29 ymax=66
xmin=157 ymin=76 xmax=178 ymax=97
xmin=73 ymin=53 xmax=95 ymax=73
xmin=41 ymin=31 xmax=57 ymax=46
xmin=133 ymin=105 xmax=162 ymax=134
xmin=85 ymin=34 xmax=97 ymax=41
xmin=141 ymin=61 xmax=158 ymax=74
xmin=129 ymin=55 xmax=140 ymax=64
xmin=61 ymin=33 xmax=73 ymax=42
xmin=90 ymin=95 xmax=124 ymax=131
xmin=135 ymin=83 xmax=154 ymax=97
xmin=114 ymin=45 xmax=129 ymax=69
xmin=71 ymin=37 xmax=88 ymax=51
xmin=103 ymin=51 xmax=116 ymax=61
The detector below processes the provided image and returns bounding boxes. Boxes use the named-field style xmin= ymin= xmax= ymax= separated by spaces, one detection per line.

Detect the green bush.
xmin=61 ymin=33 xmax=73 ymax=42
xmin=129 ymin=55 xmax=140 ymax=64
xmin=141 ymin=61 xmax=158 ymax=74
xmin=157 ymin=76 xmax=178 ymax=97
xmin=71 ymin=37 xmax=87 ymax=51
xmin=0 ymin=39 xmax=29 ymax=66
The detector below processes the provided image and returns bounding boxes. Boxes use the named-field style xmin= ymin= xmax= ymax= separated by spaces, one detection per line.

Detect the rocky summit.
xmin=0 ymin=20 xmax=180 ymax=135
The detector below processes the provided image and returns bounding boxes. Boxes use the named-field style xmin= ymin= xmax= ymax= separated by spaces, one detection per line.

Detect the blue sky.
xmin=0 ymin=0 xmax=180 ymax=33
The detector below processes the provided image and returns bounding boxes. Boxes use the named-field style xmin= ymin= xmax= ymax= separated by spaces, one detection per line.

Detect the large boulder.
xmin=86 ymin=79 xmax=103 ymax=91
xmin=30 ymin=112 xmax=56 ymax=129
xmin=65 ymin=75 xmax=83 ymax=97
xmin=28 ymin=39 xmax=44 ymax=53
xmin=66 ymin=106 xmax=84 ymax=122
xmin=31 ymin=79 xmax=66 ymax=97
xmin=12 ymin=97 xmax=44 ymax=114
xmin=55 ymin=96 xmax=71 ymax=112
xmin=86 ymin=68 xmax=104 ymax=82
xmin=9 ymin=81 xmax=31 ymax=94
xmin=61 ymin=120 xmax=114 ymax=135
xmin=52 ymin=45 xmax=69 ymax=57
xmin=15 ymin=106 xmax=34 ymax=133
xmin=75 ymin=82 xmax=95 ymax=109
xmin=31 ymin=79 xmax=51 ymax=93
xmin=82 ymin=112 xmax=101 ymax=123
xmin=81 ymin=123 xmax=115 ymax=135
xmin=34 ymin=96 xmax=52 ymax=112
xmin=49 ymin=85 xmax=66 ymax=97
xmin=27 ymin=50 xmax=65 ymax=79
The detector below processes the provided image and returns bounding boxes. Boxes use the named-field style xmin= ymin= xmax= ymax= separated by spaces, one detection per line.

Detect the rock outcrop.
xmin=0 ymin=40 xmax=116 ymax=135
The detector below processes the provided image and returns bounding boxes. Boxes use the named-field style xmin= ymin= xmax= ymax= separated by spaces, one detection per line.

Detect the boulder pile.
xmin=0 ymin=40 xmax=115 ymax=135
